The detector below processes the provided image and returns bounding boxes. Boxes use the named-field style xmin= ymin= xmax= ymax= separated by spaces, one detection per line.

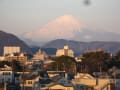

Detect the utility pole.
xmin=62 ymin=63 xmax=65 ymax=71
xmin=22 ymin=64 xmax=25 ymax=90
xmin=100 ymin=65 xmax=102 ymax=73
xmin=113 ymin=71 xmax=116 ymax=88
xmin=80 ymin=63 xmax=82 ymax=73
xmin=57 ymin=63 xmax=58 ymax=71
xmin=4 ymin=76 xmax=7 ymax=90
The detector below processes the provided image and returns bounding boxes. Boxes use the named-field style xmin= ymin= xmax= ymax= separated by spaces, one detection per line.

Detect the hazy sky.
xmin=0 ymin=0 xmax=120 ymax=41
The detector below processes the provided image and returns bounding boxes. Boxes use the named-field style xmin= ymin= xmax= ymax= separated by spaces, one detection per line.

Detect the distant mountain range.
xmin=42 ymin=39 xmax=120 ymax=56
xmin=0 ymin=31 xmax=32 ymax=55
xmin=22 ymin=15 xmax=120 ymax=55
xmin=0 ymin=30 xmax=120 ymax=56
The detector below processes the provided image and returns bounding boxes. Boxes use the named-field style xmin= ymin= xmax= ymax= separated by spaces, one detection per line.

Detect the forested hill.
xmin=42 ymin=39 xmax=120 ymax=56
xmin=0 ymin=31 xmax=32 ymax=55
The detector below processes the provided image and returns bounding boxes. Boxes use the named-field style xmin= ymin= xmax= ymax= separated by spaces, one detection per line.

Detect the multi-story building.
xmin=32 ymin=49 xmax=48 ymax=61
xmin=5 ymin=53 xmax=27 ymax=62
xmin=4 ymin=46 xmax=20 ymax=56
xmin=56 ymin=45 xmax=74 ymax=57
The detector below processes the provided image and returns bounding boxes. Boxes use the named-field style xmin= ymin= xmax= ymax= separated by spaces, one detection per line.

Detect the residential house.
xmin=49 ymin=83 xmax=73 ymax=90
xmin=20 ymin=73 xmax=40 ymax=90
xmin=72 ymin=73 xmax=115 ymax=90
xmin=0 ymin=65 xmax=13 ymax=84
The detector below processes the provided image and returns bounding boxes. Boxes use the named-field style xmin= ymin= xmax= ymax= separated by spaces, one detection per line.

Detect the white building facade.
xmin=0 ymin=66 xmax=13 ymax=84
xmin=4 ymin=46 xmax=20 ymax=56
xmin=56 ymin=45 xmax=74 ymax=57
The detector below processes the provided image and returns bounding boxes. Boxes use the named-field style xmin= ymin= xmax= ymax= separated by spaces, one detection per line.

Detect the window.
xmin=2 ymin=72 xmax=11 ymax=75
xmin=28 ymin=81 xmax=32 ymax=84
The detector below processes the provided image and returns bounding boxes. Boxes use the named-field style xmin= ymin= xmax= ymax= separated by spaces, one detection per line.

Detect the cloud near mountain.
xmin=24 ymin=15 xmax=83 ymax=41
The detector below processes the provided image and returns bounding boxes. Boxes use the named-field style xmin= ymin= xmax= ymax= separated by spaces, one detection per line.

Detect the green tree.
xmin=82 ymin=51 xmax=111 ymax=73
xmin=0 ymin=61 xmax=10 ymax=68
xmin=115 ymin=51 xmax=120 ymax=61
xmin=109 ymin=51 xmax=120 ymax=69
xmin=50 ymin=55 xmax=76 ymax=73
xmin=10 ymin=60 xmax=23 ymax=72
xmin=0 ymin=60 xmax=23 ymax=71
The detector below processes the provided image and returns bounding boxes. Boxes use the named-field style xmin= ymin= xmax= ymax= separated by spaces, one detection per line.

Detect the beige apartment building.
xmin=4 ymin=46 xmax=20 ymax=56
xmin=32 ymin=49 xmax=48 ymax=61
xmin=56 ymin=45 xmax=74 ymax=57
xmin=5 ymin=53 xmax=27 ymax=62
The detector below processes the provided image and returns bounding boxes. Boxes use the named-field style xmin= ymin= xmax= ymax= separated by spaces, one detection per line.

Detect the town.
xmin=0 ymin=0 xmax=120 ymax=90
xmin=0 ymin=45 xmax=120 ymax=90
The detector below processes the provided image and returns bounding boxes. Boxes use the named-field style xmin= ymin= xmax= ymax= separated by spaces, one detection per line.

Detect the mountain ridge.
xmin=0 ymin=30 xmax=32 ymax=55
xmin=42 ymin=39 xmax=120 ymax=56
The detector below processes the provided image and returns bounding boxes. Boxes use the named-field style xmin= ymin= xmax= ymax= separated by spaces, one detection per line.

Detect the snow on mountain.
xmin=24 ymin=15 xmax=83 ymax=41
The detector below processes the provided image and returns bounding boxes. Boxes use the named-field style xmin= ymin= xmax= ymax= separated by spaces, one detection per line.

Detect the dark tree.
xmin=49 ymin=55 xmax=76 ymax=73
xmin=82 ymin=51 xmax=111 ymax=73
xmin=10 ymin=60 xmax=23 ymax=72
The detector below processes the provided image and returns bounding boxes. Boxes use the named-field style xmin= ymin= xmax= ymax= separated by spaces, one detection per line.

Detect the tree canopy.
xmin=48 ymin=55 xmax=76 ymax=73
xmin=0 ymin=60 xmax=23 ymax=72
xmin=81 ymin=51 xmax=111 ymax=73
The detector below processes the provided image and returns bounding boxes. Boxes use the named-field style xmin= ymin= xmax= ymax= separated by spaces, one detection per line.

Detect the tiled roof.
xmin=22 ymin=74 xmax=39 ymax=80
xmin=39 ymin=78 xmax=52 ymax=84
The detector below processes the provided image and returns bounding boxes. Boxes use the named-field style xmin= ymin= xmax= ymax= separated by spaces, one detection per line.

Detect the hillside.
xmin=42 ymin=39 xmax=120 ymax=56
xmin=0 ymin=31 xmax=32 ymax=55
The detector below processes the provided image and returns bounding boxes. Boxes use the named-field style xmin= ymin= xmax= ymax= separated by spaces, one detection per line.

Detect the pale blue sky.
xmin=0 ymin=0 xmax=120 ymax=41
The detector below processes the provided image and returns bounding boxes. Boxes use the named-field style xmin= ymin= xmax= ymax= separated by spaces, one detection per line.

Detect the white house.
xmin=0 ymin=65 xmax=13 ymax=84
